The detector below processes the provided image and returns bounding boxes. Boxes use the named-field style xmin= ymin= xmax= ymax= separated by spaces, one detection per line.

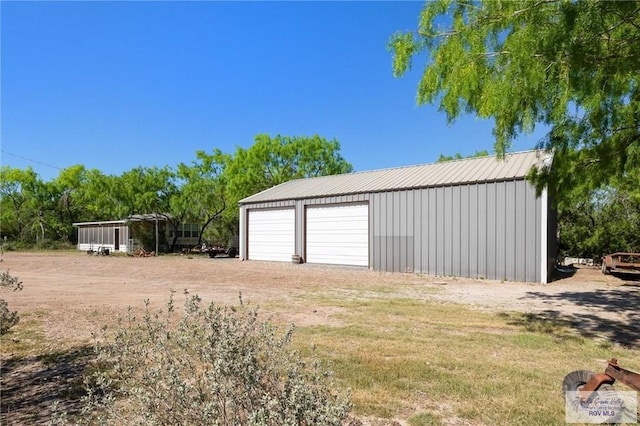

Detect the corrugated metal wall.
xmin=370 ymin=179 xmax=542 ymax=282
xmin=240 ymin=179 xmax=550 ymax=282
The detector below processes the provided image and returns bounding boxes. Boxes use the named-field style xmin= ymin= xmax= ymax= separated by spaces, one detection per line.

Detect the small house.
xmin=73 ymin=214 xmax=200 ymax=253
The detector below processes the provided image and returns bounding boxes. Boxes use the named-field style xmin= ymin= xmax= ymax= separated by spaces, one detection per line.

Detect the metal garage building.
xmin=239 ymin=150 xmax=556 ymax=283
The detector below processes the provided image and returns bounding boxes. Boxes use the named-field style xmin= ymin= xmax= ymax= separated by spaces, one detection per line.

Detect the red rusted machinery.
xmin=601 ymin=252 xmax=640 ymax=274
xmin=563 ymin=358 xmax=640 ymax=397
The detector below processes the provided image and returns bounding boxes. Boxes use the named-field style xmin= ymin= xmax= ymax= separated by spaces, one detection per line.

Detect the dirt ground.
xmin=1 ymin=251 xmax=639 ymax=345
xmin=1 ymin=251 xmax=639 ymax=425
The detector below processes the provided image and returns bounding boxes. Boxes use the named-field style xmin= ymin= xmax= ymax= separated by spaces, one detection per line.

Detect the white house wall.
xmin=76 ymin=223 xmax=130 ymax=252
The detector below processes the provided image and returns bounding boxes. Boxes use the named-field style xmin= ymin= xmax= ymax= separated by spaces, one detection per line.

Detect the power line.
xmin=1 ymin=149 xmax=63 ymax=170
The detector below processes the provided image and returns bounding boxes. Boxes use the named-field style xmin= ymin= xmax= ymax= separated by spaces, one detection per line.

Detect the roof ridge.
xmin=282 ymin=149 xmax=544 ymax=185
xmin=239 ymin=149 xmax=549 ymax=204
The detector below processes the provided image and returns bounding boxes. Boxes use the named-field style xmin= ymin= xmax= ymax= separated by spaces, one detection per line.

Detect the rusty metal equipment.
xmin=130 ymin=247 xmax=156 ymax=257
xmin=563 ymin=358 xmax=640 ymax=400
xmin=601 ymin=252 xmax=640 ymax=274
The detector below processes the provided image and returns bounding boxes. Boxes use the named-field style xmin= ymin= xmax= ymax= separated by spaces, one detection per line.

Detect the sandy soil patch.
xmin=1 ymin=251 xmax=638 ymax=342
xmin=1 ymin=251 xmax=638 ymax=425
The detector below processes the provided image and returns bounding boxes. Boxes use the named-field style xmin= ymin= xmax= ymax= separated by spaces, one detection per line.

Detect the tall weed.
xmin=0 ymin=270 xmax=23 ymax=335
xmin=76 ymin=291 xmax=351 ymax=425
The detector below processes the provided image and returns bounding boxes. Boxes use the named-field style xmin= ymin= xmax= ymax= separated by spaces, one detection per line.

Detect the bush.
xmin=35 ymin=239 xmax=76 ymax=251
xmin=79 ymin=292 xmax=351 ymax=425
xmin=0 ymin=239 xmax=76 ymax=251
xmin=0 ymin=270 xmax=23 ymax=335
xmin=0 ymin=299 xmax=20 ymax=335
xmin=0 ymin=240 xmax=31 ymax=252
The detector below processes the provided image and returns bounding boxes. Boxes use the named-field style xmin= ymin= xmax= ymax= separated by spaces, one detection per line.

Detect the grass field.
xmin=284 ymin=295 xmax=639 ymax=425
xmin=1 ymin=252 xmax=639 ymax=425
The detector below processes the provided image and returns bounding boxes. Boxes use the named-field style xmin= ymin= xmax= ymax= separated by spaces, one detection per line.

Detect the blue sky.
xmin=2 ymin=1 xmax=546 ymax=182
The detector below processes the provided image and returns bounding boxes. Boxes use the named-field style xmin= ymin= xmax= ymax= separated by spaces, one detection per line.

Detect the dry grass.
xmin=284 ymin=296 xmax=640 ymax=425
xmin=1 ymin=252 xmax=639 ymax=425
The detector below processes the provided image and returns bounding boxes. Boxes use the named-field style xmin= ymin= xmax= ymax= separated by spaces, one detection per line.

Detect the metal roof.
xmin=239 ymin=150 xmax=550 ymax=204
xmin=72 ymin=220 xmax=127 ymax=227
xmin=73 ymin=214 xmax=170 ymax=227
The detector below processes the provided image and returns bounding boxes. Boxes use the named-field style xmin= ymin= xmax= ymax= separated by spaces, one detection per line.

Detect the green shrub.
xmin=1 ymin=239 xmax=76 ymax=251
xmin=35 ymin=239 xmax=76 ymax=251
xmin=0 ymin=240 xmax=31 ymax=251
xmin=0 ymin=270 xmax=23 ymax=335
xmin=78 ymin=292 xmax=351 ymax=425
xmin=0 ymin=299 xmax=20 ymax=335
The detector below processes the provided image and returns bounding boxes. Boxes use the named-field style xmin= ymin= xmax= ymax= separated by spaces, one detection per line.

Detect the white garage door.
xmin=248 ymin=209 xmax=295 ymax=262
xmin=306 ymin=204 xmax=369 ymax=266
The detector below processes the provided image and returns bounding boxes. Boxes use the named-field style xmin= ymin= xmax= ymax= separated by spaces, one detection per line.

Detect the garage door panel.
xmin=306 ymin=204 xmax=368 ymax=267
xmin=248 ymin=209 xmax=294 ymax=262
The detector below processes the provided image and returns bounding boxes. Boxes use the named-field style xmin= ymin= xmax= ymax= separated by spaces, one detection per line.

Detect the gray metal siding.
xmin=401 ymin=191 xmax=408 ymax=273
xmin=406 ymin=190 xmax=415 ymax=273
xmin=428 ymin=189 xmax=437 ymax=275
xmin=496 ymin=181 xmax=506 ymax=280
xmin=443 ymin=187 xmax=452 ymax=276
xmin=241 ymin=177 xmax=547 ymax=282
xmin=368 ymin=179 xmax=543 ymax=281
xmin=547 ymin=196 xmax=558 ymax=281
xmin=515 ymin=183 xmax=525 ymax=281
xmin=477 ymin=184 xmax=487 ymax=279
xmin=412 ymin=190 xmax=421 ymax=274
xmin=452 ymin=186 xmax=461 ymax=277
xmin=436 ymin=187 xmax=445 ymax=275
xmin=393 ymin=192 xmax=400 ymax=272
xmin=486 ymin=184 xmax=497 ymax=279
xmin=460 ymin=185 xmax=469 ymax=277
xmin=505 ymin=182 xmax=516 ymax=280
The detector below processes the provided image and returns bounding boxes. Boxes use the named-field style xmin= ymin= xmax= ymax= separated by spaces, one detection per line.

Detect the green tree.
xmin=49 ymin=165 xmax=95 ymax=243
xmin=0 ymin=136 xmax=353 ymax=250
xmin=78 ymin=170 xmax=120 ymax=221
xmin=114 ymin=166 xmax=178 ymax=251
xmin=558 ymin=169 xmax=640 ymax=259
xmin=224 ymin=134 xmax=353 ymax=198
xmin=0 ymin=166 xmax=40 ymax=240
xmin=0 ymin=166 xmax=60 ymax=244
xmin=175 ymin=151 xmax=227 ymax=247
xmin=220 ymin=134 xmax=353 ymax=236
xmin=77 ymin=166 xmax=179 ymax=252
xmin=437 ymin=150 xmax=489 ymax=162
xmin=389 ymin=0 xmax=640 ymax=192
xmin=113 ymin=166 xmax=176 ymax=218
